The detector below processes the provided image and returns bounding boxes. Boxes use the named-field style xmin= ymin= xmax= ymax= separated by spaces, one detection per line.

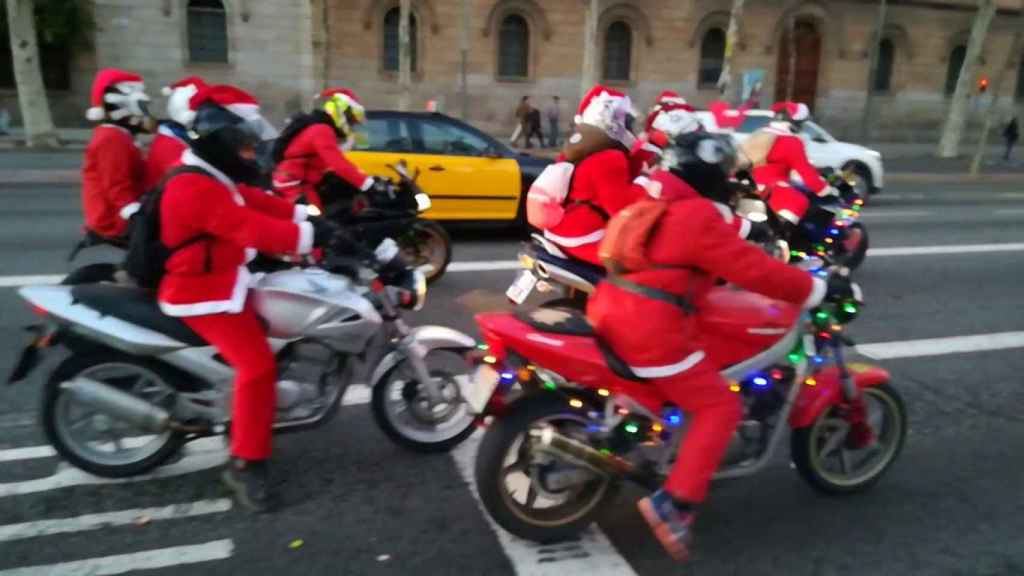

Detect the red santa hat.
xmin=161 ymin=76 xmax=207 ymax=127
xmin=575 ymin=85 xmax=637 ymax=149
xmin=771 ymin=101 xmax=810 ymax=123
xmin=86 ymin=68 xmax=146 ymax=122
xmin=654 ymin=90 xmax=691 ymax=109
xmin=189 ymin=84 xmax=278 ymax=140
xmin=646 ymin=91 xmax=696 ymax=133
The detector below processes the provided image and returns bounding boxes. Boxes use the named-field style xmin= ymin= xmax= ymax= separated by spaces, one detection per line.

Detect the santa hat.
xmin=86 ymin=68 xmax=145 ymax=122
xmin=575 ymin=85 xmax=637 ymax=149
xmin=646 ymin=92 xmax=696 ymax=133
xmin=654 ymin=90 xmax=691 ymax=109
xmin=190 ymin=84 xmax=262 ymax=121
xmin=650 ymin=108 xmax=702 ymax=139
xmin=162 ymin=76 xmax=207 ymax=127
xmin=771 ymin=101 xmax=810 ymax=122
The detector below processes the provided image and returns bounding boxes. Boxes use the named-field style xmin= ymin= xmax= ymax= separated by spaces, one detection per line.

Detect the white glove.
xmin=374 ymin=238 xmax=400 ymax=264
xmin=818 ymin=185 xmax=840 ymax=198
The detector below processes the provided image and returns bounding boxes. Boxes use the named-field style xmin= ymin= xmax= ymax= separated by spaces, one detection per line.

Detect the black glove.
xmin=745 ymin=219 xmax=773 ymax=243
xmin=309 ymin=216 xmax=342 ymax=249
xmin=369 ymin=176 xmax=393 ymax=196
xmin=825 ymin=271 xmax=855 ymax=303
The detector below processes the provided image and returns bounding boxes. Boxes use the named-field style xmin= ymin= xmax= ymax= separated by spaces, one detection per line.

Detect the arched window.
xmin=383 ymin=7 xmax=418 ymax=73
xmin=945 ymin=45 xmax=967 ymax=96
xmin=603 ymin=21 xmax=632 ymax=82
xmin=187 ymin=0 xmax=228 ymax=63
xmin=873 ymin=38 xmax=894 ymax=93
xmin=698 ymin=28 xmax=726 ymax=88
xmin=497 ymin=14 xmax=530 ymax=78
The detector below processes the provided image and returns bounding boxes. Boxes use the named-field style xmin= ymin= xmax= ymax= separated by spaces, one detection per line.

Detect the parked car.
xmin=348 ymin=111 xmax=550 ymax=223
xmin=695 ymin=110 xmax=884 ymax=196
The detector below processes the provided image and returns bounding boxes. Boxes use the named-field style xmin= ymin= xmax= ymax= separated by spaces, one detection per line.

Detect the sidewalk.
xmin=0 ymin=128 xmax=93 ymax=151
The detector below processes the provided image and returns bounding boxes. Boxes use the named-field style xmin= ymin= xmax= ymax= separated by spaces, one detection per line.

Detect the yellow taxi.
xmin=349 ymin=111 xmax=551 ymax=222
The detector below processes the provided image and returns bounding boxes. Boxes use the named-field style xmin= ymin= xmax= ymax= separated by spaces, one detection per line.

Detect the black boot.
xmin=222 ymin=458 xmax=274 ymax=513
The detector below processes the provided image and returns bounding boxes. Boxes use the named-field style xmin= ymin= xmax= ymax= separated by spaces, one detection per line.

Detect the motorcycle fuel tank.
xmin=250 ymin=269 xmax=383 ymax=352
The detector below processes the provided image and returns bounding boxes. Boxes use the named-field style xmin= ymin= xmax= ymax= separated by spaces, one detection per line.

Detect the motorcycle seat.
xmin=70 ymin=284 xmax=206 ymax=347
xmin=529 ymin=241 xmax=606 ymax=287
xmin=518 ymin=307 xmax=643 ymax=382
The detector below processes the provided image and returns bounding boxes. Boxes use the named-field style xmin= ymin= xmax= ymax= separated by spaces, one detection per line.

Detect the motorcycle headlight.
xmin=415 ymin=193 xmax=432 ymax=212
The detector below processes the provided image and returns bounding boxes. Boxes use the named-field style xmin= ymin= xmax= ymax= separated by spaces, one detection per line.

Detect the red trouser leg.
xmin=183 ymin=303 xmax=277 ymax=461
xmin=651 ymin=366 xmax=743 ymax=503
xmin=767 ymin=184 xmax=810 ymax=225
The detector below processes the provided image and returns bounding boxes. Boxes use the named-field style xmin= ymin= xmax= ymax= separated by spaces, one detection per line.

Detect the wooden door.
xmin=775 ymin=19 xmax=822 ymax=108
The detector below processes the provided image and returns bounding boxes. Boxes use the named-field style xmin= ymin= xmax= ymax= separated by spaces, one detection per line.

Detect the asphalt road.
xmin=1 ymin=181 xmax=1023 ymax=575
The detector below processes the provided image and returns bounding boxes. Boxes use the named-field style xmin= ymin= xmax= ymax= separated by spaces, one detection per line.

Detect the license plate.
xmin=463 ymin=364 xmax=500 ymax=415
xmin=506 ymin=271 xmax=538 ymax=305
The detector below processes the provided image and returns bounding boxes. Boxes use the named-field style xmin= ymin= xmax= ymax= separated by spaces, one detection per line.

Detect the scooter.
xmin=9 ymin=236 xmax=479 ymax=479
xmin=464 ymin=279 xmax=906 ymax=543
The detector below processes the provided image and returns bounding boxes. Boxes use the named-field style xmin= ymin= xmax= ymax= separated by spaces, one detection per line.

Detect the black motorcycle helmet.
xmin=659 ymin=132 xmax=738 ymax=205
xmin=188 ymin=88 xmax=278 ymax=185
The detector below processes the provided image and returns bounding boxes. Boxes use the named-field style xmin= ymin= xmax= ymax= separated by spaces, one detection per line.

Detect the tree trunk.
xmin=580 ymin=0 xmax=599 ymax=98
xmin=859 ymin=0 xmax=887 ymax=142
xmin=321 ymin=0 xmax=331 ymax=90
xmin=398 ymin=0 xmax=412 ymax=111
xmin=459 ymin=0 xmax=469 ymax=120
xmin=937 ymin=0 xmax=996 ymax=158
xmin=785 ymin=14 xmax=797 ymax=101
xmin=5 ymin=0 xmax=58 ymax=148
xmin=717 ymin=0 xmax=746 ymax=99
xmin=970 ymin=12 xmax=1024 ymax=175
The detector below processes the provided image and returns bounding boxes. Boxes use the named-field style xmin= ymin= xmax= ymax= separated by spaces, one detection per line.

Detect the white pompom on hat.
xmin=162 ymin=76 xmax=208 ymax=127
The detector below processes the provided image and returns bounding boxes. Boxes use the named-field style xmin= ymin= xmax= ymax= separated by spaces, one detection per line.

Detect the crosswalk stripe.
xmin=451 ymin=434 xmax=638 ymax=576
xmin=0 ymin=539 xmax=234 ymax=576
xmin=0 ymin=498 xmax=232 ymax=543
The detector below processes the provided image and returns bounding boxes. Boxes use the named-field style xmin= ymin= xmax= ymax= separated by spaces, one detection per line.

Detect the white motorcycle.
xmin=8 ymin=242 xmax=478 ymax=478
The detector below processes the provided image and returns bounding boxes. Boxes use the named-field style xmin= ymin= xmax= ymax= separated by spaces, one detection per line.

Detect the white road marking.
xmin=993 ymin=208 xmax=1024 ymax=215
xmin=451 ymin=433 xmax=638 ymax=576
xmin=857 ymin=331 xmax=1024 ymax=360
xmin=0 ymin=437 xmax=226 ymax=498
xmin=0 ymin=435 xmax=208 ymax=464
xmin=0 ymin=444 xmax=55 ymax=463
xmin=867 ymin=242 xmax=1024 ymax=257
xmin=859 ymin=210 xmax=933 ymax=218
xmin=448 ymin=261 xmax=522 ymax=272
xmin=0 ymin=539 xmax=234 ymax=576
xmin=0 ymin=498 xmax=232 ymax=543
xmin=0 ymin=274 xmax=64 ymax=287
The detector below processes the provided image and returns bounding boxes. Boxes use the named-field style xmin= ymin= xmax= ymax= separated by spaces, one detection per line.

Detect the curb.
xmin=0 ymin=169 xmax=80 ymax=185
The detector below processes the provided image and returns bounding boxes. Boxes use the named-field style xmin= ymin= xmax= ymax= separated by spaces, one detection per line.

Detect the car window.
xmin=737 ymin=115 xmax=771 ymax=134
xmin=353 ymin=117 xmax=414 ymax=153
xmin=412 ymin=119 xmax=493 ymax=156
xmin=802 ymin=122 xmax=833 ymax=143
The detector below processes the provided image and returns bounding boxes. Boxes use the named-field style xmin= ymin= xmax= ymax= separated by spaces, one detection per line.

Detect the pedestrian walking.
xmin=545 ymin=96 xmax=561 ymax=147
xmin=1003 ymin=116 xmax=1018 ymax=162
xmin=525 ymin=106 xmax=544 ymax=149
xmin=510 ymin=96 xmax=531 ymax=147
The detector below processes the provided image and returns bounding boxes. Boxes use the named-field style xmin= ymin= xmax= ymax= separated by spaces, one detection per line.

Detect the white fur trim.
xmin=182 ymin=149 xmax=237 ymax=193
xmin=226 ymin=103 xmax=261 ymax=121
xmin=166 ymin=85 xmax=200 ymax=127
xmin=297 ymin=221 xmax=314 ymax=254
xmin=629 ymin=350 xmax=706 ymax=378
xmin=641 ymin=142 xmax=662 ymax=154
xmin=738 ymin=217 xmax=751 ymax=239
xmin=273 ymin=178 xmax=301 ymax=188
xmin=293 ymin=204 xmax=309 ymax=223
xmin=360 ymin=176 xmax=375 ymax=191
xmin=543 ymin=228 xmax=605 ymax=248
xmin=793 ymin=103 xmax=810 ymax=122
xmin=161 ymin=86 xmax=173 ymax=97
xmin=777 ymin=209 xmax=801 ymax=225
xmin=767 ymin=123 xmax=793 ymax=134
xmin=713 ymin=202 xmax=734 ymax=223
xmin=803 ymin=277 xmax=827 ymax=310
xmin=119 ymin=202 xmax=141 ymax=220
xmin=159 ymin=266 xmax=251 ymax=317
xmin=86 ymin=107 xmax=106 ymax=121
xmin=244 ymin=247 xmax=257 ymax=263
xmin=633 ymin=175 xmax=651 ymax=188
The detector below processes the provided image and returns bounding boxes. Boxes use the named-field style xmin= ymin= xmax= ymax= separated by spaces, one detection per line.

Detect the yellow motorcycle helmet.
xmin=318 ymin=87 xmax=366 ymax=137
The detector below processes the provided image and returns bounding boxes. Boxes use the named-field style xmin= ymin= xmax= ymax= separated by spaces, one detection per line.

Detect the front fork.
xmin=830 ymin=336 xmax=874 ymax=448
xmin=377 ymin=291 xmax=447 ymax=406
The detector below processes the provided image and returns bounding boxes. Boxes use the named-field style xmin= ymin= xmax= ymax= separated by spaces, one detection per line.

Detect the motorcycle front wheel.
xmin=475 ymin=394 xmax=617 ymax=543
xmin=399 ymin=220 xmax=452 ymax=283
xmin=791 ymin=383 xmax=907 ymax=495
xmin=42 ymin=352 xmax=191 ymax=478
xmin=371 ymin=347 xmax=477 ymax=452
xmin=838 ymin=222 xmax=869 ymax=270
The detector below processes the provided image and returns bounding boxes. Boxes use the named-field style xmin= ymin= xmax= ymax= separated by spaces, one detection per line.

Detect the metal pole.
xmin=859 ymin=0 xmax=887 ymax=142
xmin=460 ymin=0 xmax=469 ymax=119
xmin=398 ymin=0 xmax=412 ymax=111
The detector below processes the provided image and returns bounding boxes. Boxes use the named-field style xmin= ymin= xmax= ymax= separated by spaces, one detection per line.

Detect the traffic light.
xmin=978 ymin=77 xmax=989 ymax=94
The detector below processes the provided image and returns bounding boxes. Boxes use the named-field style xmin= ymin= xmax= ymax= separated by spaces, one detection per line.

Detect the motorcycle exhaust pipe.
xmin=529 ymin=424 xmax=636 ymax=477
xmin=62 ymin=377 xmax=170 ymax=433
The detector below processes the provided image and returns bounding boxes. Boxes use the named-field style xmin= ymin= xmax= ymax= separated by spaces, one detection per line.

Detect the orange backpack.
xmin=598 ymin=199 xmax=668 ymax=274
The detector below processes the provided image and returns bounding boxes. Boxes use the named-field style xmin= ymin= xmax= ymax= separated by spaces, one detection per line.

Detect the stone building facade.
xmin=3 ymin=0 xmax=1024 ymax=141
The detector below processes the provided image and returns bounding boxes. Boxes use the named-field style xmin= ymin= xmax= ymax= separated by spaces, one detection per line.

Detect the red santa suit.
xmin=544 ymin=86 xmax=645 ymax=265
xmin=751 ymin=103 xmax=830 ymax=225
xmin=631 ymin=91 xmax=699 ymax=175
xmin=587 ymin=169 xmax=825 ymax=503
xmin=144 ymin=76 xmax=207 ymax=191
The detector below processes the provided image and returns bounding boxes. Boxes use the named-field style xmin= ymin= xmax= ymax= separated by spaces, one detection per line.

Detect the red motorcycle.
xmin=464 ymin=282 xmax=906 ymax=543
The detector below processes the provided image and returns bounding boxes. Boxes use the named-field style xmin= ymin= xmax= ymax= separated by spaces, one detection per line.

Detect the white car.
xmin=695 ymin=110 xmax=884 ymax=196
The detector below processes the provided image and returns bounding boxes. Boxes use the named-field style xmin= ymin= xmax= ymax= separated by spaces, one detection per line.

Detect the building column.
xmin=580 ymin=0 xmax=600 ymax=97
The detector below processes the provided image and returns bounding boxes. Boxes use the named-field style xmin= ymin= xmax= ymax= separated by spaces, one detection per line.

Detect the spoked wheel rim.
xmin=381 ymin=350 xmax=475 ymax=444
xmin=807 ymin=387 xmax=904 ymax=487
xmin=400 ymin=224 xmax=448 ymax=280
xmin=498 ymin=415 xmax=610 ymax=528
xmin=54 ymin=363 xmax=176 ymax=467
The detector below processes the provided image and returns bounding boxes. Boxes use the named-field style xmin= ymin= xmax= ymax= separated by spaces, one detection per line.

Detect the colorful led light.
xmin=652 ymin=423 xmax=664 ymax=433
xmin=667 ymin=413 xmax=682 ymax=426
xmin=543 ymin=380 xmax=557 ymax=391
xmin=752 ymin=377 xmax=769 ymax=387
xmin=805 ymin=378 xmax=817 ymax=387
xmin=477 ymin=343 xmax=489 ymax=351
xmin=729 ymin=384 xmax=742 ymax=393
xmin=624 ymin=423 xmax=640 ymax=434
xmin=788 ymin=352 xmax=803 ymax=364
xmin=771 ymin=369 xmax=785 ymax=380
xmin=569 ymin=398 xmax=584 ymax=409
xmin=597 ymin=388 xmax=610 ymax=397
xmin=483 ymin=355 xmax=497 ymax=364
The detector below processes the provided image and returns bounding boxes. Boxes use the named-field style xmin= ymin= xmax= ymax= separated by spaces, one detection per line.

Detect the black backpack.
xmin=123 ymin=166 xmax=210 ymax=290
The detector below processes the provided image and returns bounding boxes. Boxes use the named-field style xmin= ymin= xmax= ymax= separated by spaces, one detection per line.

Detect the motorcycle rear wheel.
xmin=838 ymin=222 xmax=869 ymax=270
xmin=791 ymin=383 xmax=906 ymax=495
xmin=399 ymin=220 xmax=452 ymax=283
xmin=61 ymin=263 xmax=119 ymax=285
xmin=475 ymin=394 xmax=617 ymax=543
xmin=42 ymin=353 xmax=191 ymax=478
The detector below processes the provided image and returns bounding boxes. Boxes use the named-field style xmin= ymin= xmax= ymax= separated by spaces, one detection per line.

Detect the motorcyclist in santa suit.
xmin=143 ymin=76 xmax=208 ymax=191
xmin=81 ymin=68 xmax=154 ymax=242
xmin=271 ymin=87 xmax=389 ymax=212
xmin=156 ymin=84 xmax=338 ymax=512
xmin=587 ymin=131 xmax=854 ymax=561
xmin=743 ymin=101 xmax=838 ymax=230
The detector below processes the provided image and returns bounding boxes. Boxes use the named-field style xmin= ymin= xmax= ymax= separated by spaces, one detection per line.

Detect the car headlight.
xmin=415 ymin=193 xmax=432 ymax=212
